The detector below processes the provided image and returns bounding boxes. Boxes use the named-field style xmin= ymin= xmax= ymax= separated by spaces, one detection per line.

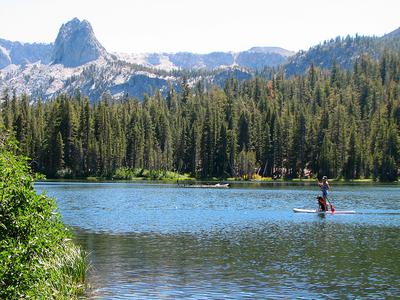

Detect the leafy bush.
xmin=113 ymin=167 xmax=191 ymax=181
xmin=56 ymin=167 xmax=73 ymax=178
xmin=0 ymin=132 xmax=87 ymax=298
xmin=113 ymin=167 xmax=143 ymax=180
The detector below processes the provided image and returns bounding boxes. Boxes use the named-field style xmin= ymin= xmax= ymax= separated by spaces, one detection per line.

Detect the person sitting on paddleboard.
xmin=316 ymin=196 xmax=327 ymax=211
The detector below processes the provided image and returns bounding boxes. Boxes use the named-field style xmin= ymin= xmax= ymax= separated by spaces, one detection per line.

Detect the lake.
xmin=35 ymin=182 xmax=400 ymax=299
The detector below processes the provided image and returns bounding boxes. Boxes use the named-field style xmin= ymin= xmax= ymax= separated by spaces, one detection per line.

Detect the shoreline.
xmin=35 ymin=177 xmax=399 ymax=185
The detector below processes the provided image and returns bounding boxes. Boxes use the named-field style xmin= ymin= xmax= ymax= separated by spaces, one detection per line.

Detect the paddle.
xmin=327 ymin=197 xmax=335 ymax=213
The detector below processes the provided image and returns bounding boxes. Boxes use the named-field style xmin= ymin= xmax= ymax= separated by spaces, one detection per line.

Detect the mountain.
xmin=247 ymin=46 xmax=294 ymax=56
xmin=0 ymin=38 xmax=52 ymax=68
xmin=382 ymin=27 xmax=400 ymax=39
xmin=52 ymin=18 xmax=108 ymax=67
xmin=116 ymin=47 xmax=294 ymax=71
xmin=0 ymin=18 xmax=294 ymax=101
xmin=0 ymin=18 xmax=293 ymax=72
xmin=1 ymin=17 xmax=399 ymax=101
xmin=285 ymin=27 xmax=400 ymax=75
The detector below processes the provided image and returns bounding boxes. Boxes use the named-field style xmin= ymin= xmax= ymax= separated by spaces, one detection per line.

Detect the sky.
xmin=0 ymin=0 xmax=399 ymax=54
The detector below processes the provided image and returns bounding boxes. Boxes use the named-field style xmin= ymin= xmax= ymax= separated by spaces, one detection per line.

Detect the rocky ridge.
xmin=0 ymin=18 xmax=293 ymax=100
xmin=1 ymin=18 xmax=399 ymax=101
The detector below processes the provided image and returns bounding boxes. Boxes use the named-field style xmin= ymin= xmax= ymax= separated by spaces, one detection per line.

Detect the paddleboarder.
xmin=317 ymin=176 xmax=334 ymax=212
xmin=316 ymin=196 xmax=328 ymax=211
xmin=317 ymin=176 xmax=330 ymax=199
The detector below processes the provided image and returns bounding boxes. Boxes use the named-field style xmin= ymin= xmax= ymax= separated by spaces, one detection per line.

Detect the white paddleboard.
xmin=293 ymin=208 xmax=356 ymax=214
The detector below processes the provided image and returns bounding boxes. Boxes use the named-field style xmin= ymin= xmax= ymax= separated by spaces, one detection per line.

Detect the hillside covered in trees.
xmin=285 ymin=29 xmax=400 ymax=75
xmin=1 ymin=52 xmax=399 ymax=181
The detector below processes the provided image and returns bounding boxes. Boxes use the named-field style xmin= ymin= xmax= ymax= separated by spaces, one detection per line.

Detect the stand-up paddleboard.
xmin=293 ymin=208 xmax=356 ymax=214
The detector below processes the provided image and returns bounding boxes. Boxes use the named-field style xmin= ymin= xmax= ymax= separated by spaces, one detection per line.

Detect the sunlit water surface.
xmin=35 ymin=182 xmax=400 ymax=299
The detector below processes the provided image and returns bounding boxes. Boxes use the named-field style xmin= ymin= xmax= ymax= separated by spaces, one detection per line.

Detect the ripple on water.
xmin=35 ymin=182 xmax=400 ymax=299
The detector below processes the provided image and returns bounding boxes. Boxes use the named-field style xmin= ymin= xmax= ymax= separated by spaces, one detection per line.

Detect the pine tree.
xmin=54 ymin=131 xmax=65 ymax=174
xmin=319 ymin=134 xmax=332 ymax=177
xmin=237 ymin=110 xmax=250 ymax=152
xmin=200 ymin=105 xmax=213 ymax=178
xmin=344 ymin=124 xmax=358 ymax=179
xmin=291 ymin=111 xmax=307 ymax=177
xmin=215 ymin=123 xmax=228 ymax=177
xmin=272 ymin=116 xmax=283 ymax=177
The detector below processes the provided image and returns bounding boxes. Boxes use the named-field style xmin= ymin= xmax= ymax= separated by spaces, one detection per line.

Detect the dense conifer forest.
xmin=1 ymin=53 xmax=399 ymax=181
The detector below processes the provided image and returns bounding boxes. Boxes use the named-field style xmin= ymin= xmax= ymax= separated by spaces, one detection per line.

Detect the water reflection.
xmin=75 ymin=222 xmax=400 ymax=299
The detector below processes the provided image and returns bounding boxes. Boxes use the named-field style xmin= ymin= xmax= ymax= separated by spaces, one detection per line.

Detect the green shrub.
xmin=112 ymin=167 xmax=193 ymax=181
xmin=0 ymin=132 xmax=87 ymax=298
xmin=112 ymin=167 xmax=143 ymax=180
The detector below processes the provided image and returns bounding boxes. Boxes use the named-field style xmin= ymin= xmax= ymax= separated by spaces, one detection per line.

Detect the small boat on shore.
xmin=179 ymin=183 xmax=230 ymax=188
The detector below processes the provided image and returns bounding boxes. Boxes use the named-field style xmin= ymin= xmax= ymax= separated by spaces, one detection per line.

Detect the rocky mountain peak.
xmin=52 ymin=18 xmax=108 ymax=67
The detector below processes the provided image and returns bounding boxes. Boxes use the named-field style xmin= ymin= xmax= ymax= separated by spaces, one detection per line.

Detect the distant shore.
xmin=37 ymin=177 xmax=399 ymax=185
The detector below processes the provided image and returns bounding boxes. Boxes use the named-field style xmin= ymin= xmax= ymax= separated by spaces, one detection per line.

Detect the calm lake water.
xmin=35 ymin=182 xmax=400 ymax=299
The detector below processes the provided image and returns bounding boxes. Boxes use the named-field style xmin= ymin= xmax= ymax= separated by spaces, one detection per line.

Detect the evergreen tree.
xmin=200 ymin=105 xmax=213 ymax=178
xmin=237 ymin=110 xmax=250 ymax=152
xmin=319 ymin=134 xmax=332 ymax=177
xmin=54 ymin=131 xmax=65 ymax=174
xmin=215 ymin=123 xmax=228 ymax=177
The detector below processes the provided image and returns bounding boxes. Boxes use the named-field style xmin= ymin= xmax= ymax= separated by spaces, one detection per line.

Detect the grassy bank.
xmin=0 ymin=133 xmax=87 ymax=298
xmin=44 ymin=172 xmax=398 ymax=185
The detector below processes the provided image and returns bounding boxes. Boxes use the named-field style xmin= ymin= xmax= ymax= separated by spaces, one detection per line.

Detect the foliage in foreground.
xmin=0 ymin=132 xmax=87 ymax=299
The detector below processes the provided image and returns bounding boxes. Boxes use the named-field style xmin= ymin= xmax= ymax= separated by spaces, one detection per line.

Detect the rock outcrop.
xmin=52 ymin=18 xmax=108 ymax=67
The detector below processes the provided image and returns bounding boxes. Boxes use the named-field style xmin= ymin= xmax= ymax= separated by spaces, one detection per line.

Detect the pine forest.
xmin=1 ymin=53 xmax=399 ymax=181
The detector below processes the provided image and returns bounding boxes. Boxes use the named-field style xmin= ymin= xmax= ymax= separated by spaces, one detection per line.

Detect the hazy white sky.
xmin=0 ymin=0 xmax=399 ymax=53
